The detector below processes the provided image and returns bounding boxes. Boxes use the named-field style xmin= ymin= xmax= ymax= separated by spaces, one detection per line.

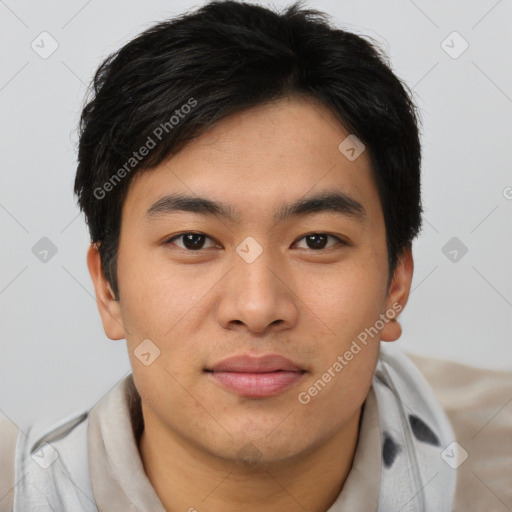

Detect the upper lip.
xmin=207 ymin=354 xmax=304 ymax=373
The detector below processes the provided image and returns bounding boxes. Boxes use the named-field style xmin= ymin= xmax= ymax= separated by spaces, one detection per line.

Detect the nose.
xmin=216 ymin=243 xmax=299 ymax=335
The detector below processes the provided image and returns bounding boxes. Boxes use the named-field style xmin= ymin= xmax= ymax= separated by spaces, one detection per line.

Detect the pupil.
xmin=308 ymin=234 xmax=327 ymax=249
xmin=184 ymin=233 xmax=204 ymax=250
xmin=181 ymin=234 xmax=328 ymax=250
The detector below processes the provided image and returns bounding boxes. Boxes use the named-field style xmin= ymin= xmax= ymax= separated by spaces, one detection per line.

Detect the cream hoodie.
xmin=1 ymin=346 xmax=510 ymax=511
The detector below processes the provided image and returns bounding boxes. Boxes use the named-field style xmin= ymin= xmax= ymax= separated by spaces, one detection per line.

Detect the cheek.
xmin=295 ymin=253 xmax=386 ymax=402
xmin=297 ymin=273 xmax=381 ymax=416
xmin=117 ymin=244 xmax=194 ymax=335
xmin=303 ymin=260 xmax=386 ymax=338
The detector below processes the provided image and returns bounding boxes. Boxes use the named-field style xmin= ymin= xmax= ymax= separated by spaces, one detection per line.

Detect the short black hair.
xmin=74 ymin=0 xmax=423 ymax=301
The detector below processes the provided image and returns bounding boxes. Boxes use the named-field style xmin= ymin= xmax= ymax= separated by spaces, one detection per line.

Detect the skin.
xmin=87 ymin=94 xmax=413 ymax=512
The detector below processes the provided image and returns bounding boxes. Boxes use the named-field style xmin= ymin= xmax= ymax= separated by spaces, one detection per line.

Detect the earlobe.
xmin=380 ymin=245 xmax=414 ymax=342
xmin=86 ymin=242 xmax=126 ymax=340
xmin=381 ymin=318 xmax=402 ymax=342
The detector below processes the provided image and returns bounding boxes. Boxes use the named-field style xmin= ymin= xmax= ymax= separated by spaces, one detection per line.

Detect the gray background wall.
xmin=1 ymin=0 xmax=511 ymax=431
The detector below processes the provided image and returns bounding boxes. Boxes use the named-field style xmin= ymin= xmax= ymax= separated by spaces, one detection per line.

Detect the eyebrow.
xmin=144 ymin=191 xmax=366 ymax=224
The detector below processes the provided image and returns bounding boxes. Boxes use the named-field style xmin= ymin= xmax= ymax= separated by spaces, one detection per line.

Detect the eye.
xmin=165 ymin=232 xmax=220 ymax=251
xmin=293 ymin=233 xmax=346 ymax=251
xmin=164 ymin=232 xmax=347 ymax=252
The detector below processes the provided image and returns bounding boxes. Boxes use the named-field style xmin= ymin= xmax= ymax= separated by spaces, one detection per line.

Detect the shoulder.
xmin=4 ymin=410 xmax=95 ymax=512
xmin=0 ymin=416 xmax=19 ymax=512
xmin=405 ymin=351 xmax=512 ymax=511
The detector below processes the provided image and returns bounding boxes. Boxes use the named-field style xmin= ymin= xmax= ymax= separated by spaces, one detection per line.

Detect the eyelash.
xmin=164 ymin=232 xmax=347 ymax=252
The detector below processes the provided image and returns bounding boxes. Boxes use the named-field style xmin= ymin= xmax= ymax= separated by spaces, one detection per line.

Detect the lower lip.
xmin=208 ymin=371 xmax=305 ymax=398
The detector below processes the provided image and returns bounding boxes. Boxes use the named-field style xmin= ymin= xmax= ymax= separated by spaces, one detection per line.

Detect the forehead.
xmin=122 ymin=95 xmax=381 ymax=226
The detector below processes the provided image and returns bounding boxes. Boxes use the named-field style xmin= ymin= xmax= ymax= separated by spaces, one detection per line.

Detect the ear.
xmin=86 ymin=243 xmax=126 ymax=340
xmin=380 ymin=244 xmax=414 ymax=342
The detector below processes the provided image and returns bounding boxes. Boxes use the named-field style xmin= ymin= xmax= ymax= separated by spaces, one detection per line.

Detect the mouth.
xmin=204 ymin=353 xmax=307 ymax=398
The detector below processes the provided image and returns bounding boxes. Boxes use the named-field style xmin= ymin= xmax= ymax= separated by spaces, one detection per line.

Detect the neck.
xmin=138 ymin=404 xmax=363 ymax=512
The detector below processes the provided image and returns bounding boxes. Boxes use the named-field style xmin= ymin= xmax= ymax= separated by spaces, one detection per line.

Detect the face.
xmin=89 ymin=94 xmax=412 ymax=467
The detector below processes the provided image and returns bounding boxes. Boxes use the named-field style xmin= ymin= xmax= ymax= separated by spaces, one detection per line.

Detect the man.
xmin=1 ymin=1 xmax=510 ymax=511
